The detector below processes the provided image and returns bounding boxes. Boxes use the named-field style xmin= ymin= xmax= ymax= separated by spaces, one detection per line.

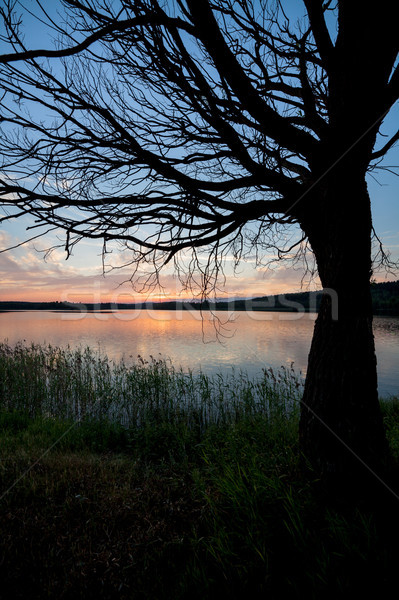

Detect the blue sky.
xmin=0 ymin=1 xmax=397 ymax=302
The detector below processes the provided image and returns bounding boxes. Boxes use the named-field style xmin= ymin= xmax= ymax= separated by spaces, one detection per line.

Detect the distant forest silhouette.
xmin=1 ymin=280 xmax=398 ymax=315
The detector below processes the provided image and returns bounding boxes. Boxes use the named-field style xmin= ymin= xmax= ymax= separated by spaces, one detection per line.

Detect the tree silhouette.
xmin=1 ymin=0 xmax=398 ymax=482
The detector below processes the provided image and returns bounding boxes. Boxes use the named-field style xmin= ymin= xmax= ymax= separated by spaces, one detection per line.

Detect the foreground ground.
xmin=2 ymin=405 xmax=399 ymax=599
xmin=1 ymin=343 xmax=399 ymax=598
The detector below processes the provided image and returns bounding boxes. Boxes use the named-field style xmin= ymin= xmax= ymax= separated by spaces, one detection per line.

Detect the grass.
xmin=0 ymin=341 xmax=301 ymax=428
xmin=1 ymin=342 xmax=399 ymax=598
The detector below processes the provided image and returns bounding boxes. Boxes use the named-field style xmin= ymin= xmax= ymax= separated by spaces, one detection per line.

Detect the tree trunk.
xmin=299 ymin=176 xmax=389 ymax=489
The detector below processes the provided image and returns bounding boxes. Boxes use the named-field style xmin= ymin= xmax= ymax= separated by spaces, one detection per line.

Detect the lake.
xmin=0 ymin=309 xmax=398 ymax=397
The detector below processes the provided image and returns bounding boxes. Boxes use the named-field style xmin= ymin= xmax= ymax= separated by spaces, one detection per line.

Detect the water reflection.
xmin=0 ymin=310 xmax=397 ymax=397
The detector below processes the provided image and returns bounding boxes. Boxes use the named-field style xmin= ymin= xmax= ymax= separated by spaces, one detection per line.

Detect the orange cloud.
xmin=1 ymin=228 xmax=397 ymax=303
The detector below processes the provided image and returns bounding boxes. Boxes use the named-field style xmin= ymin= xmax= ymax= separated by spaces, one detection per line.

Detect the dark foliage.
xmin=0 ymin=0 xmax=398 ymax=476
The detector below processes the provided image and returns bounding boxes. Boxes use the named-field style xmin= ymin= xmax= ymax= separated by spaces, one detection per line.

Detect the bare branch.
xmin=186 ymin=0 xmax=319 ymax=159
xmin=371 ymin=129 xmax=399 ymax=160
xmin=302 ymin=0 xmax=334 ymax=71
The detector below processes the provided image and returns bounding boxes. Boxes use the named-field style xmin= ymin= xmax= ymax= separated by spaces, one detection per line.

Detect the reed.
xmin=0 ymin=341 xmax=303 ymax=430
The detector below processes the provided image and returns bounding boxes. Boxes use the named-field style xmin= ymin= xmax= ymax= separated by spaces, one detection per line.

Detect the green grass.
xmin=1 ymin=342 xmax=399 ymax=598
xmin=0 ymin=341 xmax=301 ymax=428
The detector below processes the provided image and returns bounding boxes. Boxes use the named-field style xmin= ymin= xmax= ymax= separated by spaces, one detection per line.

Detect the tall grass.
xmin=1 ymin=341 xmax=399 ymax=597
xmin=0 ymin=341 xmax=303 ymax=431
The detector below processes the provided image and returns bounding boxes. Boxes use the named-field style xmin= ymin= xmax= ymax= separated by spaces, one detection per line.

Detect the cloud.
xmin=0 ymin=240 xmax=316 ymax=302
xmin=1 ymin=226 xmax=396 ymax=304
xmin=0 ymin=236 xmax=315 ymax=301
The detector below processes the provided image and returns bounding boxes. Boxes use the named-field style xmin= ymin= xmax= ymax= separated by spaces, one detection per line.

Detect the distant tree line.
xmin=1 ymin=281 xmax=398 ymax=315
xmin=370 ymin=280 xmax=399 ymax=314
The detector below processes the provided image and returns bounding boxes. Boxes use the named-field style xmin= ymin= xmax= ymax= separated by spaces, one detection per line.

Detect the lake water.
xmin=0 ymin=310 xmax=398 ymax=397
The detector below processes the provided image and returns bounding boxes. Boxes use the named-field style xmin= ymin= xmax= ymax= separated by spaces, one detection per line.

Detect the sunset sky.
xmin=1 ymin=165 xmax=397 ymax=303
xmin=0 ymin=1 xmax=398 ymax=303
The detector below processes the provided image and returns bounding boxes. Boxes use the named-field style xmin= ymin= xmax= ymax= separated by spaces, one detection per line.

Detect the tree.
xmin=0 ymin=0 xmax=398 ymax=482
